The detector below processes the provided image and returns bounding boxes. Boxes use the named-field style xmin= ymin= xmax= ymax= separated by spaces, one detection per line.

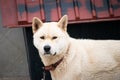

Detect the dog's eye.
xmin=52 ymin=36 xmax=57 ymax=40
xmin=40 ymin=36 xmax=45 ymax=39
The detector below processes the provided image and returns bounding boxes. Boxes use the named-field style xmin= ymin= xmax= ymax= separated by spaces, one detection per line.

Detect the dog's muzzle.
xmin=43 ymin=45 xmax=57 ymax=56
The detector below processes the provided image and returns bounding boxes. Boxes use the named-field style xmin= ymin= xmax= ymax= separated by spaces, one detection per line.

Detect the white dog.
xmin=32 ymin=15 xmax=120 ymax=80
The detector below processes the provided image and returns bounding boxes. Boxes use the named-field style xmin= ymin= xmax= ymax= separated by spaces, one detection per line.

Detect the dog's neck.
xmin=43 ymin=57 xmax=64 ymax=71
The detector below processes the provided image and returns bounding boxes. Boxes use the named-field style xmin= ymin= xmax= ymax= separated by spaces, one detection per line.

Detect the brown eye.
xmin=52 ymin=36 xmax=57 ymax=40
xmin=40 ymin=36 xmax=45 ymax=39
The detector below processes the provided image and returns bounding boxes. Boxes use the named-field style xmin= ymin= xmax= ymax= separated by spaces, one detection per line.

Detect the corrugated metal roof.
xmin=0 ymin=0 xmax=120 ymax=28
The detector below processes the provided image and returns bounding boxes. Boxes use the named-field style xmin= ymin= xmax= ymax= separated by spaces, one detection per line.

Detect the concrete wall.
xmin=0 ymin=10 xmax=30 ymax=80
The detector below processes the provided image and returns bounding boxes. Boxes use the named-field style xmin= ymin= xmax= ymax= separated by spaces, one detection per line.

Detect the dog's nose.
xmin=44 ymin=45 xmax=51 ymax=53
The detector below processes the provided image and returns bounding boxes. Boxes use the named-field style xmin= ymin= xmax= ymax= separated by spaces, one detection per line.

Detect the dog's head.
xmin=32 ymin=15 xmax=69 ymax=56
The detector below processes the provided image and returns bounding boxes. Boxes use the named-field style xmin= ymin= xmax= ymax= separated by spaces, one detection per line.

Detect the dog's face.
xmin=32 ymin=15 xmax=69 ymax=56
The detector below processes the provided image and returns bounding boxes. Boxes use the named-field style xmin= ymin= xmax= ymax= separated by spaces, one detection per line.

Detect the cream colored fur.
xmin=32 ymin=15 xmax=120 ymax=80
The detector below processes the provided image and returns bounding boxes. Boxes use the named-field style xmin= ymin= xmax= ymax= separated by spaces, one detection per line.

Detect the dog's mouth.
xmin=44 ymin=52 xmax=57 ymax=56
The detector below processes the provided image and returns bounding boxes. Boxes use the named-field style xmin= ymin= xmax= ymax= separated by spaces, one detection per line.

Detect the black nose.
xmin=44 ymin=45 xmax=51 ymax=52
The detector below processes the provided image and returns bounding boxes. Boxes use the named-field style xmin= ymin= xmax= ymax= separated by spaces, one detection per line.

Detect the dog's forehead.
xmin=43 ymin=22 xmax=58 ymax=28
xmin=42 ymin=22 xmax=60 ymax=32
xmin=35 ymin=22 xmax=64 ymax=36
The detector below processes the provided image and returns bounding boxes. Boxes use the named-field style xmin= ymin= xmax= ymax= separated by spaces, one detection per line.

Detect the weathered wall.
xmin=0 ymin=10 xmax=30 ymax=80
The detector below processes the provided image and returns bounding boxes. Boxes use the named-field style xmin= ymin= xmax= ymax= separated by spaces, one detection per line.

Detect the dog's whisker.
xmin=53 ymin=52 xmax=56 ymax=56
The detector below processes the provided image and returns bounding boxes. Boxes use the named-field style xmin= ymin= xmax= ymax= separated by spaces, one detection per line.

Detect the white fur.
xmin=32 ymin=15 xmax=120 ymax=80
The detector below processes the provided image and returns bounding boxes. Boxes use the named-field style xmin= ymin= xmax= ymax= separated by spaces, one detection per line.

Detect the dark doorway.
xmin=23 ymin=20 xmax=120 ymax=80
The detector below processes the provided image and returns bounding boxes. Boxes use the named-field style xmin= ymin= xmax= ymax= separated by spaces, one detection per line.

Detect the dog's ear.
xmin=32 ymin=17 xmax=43 ymax=34
xmin=58 ymin=15 xmax=68 ymax=31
